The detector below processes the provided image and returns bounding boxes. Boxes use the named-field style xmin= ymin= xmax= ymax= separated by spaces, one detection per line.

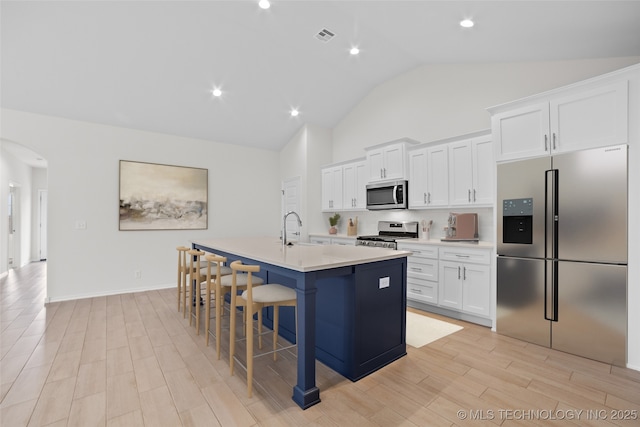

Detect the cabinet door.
xmin=382 ymin=144 xmax=405 ymax=180
xmin=471 ymin=136 xmax=494 ymax=205
xmin=342 ymin=162 xmax=357 ymax=209
xmin=321 ymin=166 xmax=343 ymax=211
xmin=551 ymin=80 xmax=628 ymax=154
xmin=353 ymin=161 xmax=367 ymax=210
xmin=331 ymin=237 xmax=355 ymax=246
xmin=366 ymin=149 xmax=385 ymax=182
xmin=492 ymin=102 xmax=550 ymax=161
xmin=407 ymin=277 xmax=438 ymax=305
xmin=426 ymin=145 xmax=449 ymax=206
xmin=408 ymin=149 xmax=428 ymax=208
xmin=321 ymin=168 xmax=333 ymax=211
xmin=343 ymin=161 xmax=367 ymax=210
xmin=438 ymin=261 xmax=462 ymax=310
xmin=448 ymin=140 xmax=473 ymax=205
xmin=461 ymin=263 xmax=491 ymax=317
xmin=310 ymin=237 xmax=331 ymax=245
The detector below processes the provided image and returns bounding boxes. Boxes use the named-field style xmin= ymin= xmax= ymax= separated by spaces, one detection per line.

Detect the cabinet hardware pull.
xmin=463 ymin=266 xmax=467 ymax=280
xmin=473 ymin=189 xmax=476 ymax=202
xmin=458 ymin=266 xmax=461 ymax=279
xmin=553 ymin=133 xmax=557 ymax=150
xmin=468 ymin=189 xmax=471 ymax=202
xmin=544 ymin=134 xmax=548 ymax=151
xmin=411 ymin=288 xmax=422 ymax=293
xmin=410 ymin=267 xmax=422 ymax=272
xmin=455 ymin=254 xmax=470 ymax=258
xmin=428 ymin=192 xmax=431 ymax=204
xmin=383 ymin=168 xmax=387 ymax=178
xmin=423 ymin=193 xmax=427 ymax=204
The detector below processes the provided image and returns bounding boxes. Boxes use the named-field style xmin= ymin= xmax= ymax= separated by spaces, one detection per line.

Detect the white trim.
xmin=46 ymin=282 xmax=175 ymax=303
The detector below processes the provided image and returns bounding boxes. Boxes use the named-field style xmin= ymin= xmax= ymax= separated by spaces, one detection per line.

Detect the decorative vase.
xmin=329 ymin=226 xmax=337 ymax=235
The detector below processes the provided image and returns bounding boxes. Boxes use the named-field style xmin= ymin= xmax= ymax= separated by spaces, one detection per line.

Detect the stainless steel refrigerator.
xmin=496 ymin=145 xmax=627 ymax=366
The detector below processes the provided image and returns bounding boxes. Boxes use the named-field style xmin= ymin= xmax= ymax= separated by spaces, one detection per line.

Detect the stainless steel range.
xmin=356 ymin=221 xmax=419 ymax=249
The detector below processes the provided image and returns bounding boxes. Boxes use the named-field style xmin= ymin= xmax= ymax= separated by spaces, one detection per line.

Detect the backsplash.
xmin=322 ymin=207 xmax=494 ymax=242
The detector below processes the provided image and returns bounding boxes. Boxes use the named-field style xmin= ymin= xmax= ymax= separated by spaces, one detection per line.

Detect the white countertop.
xmin=308 ymin=233 xmax=494 ymax=249
xmin=397 ymin=238 xmax=494 ymax=250
xmin=192 ymin=236 xmax=411 ymax=273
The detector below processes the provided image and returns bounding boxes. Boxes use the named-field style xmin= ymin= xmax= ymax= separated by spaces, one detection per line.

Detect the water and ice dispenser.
xmin=502 ymin=198 xmax=533 ymax=244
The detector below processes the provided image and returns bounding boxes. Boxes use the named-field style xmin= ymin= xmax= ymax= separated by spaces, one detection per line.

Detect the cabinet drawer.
xmin=397 ymin=243 xmax=438 ymax=259
xmin=407 ymin=277 xmax=437 ymax=304
xmin=439 ymin=247 xmax=490 ymax=265
xmin=407 ymin=258 xmax=438 ymax=281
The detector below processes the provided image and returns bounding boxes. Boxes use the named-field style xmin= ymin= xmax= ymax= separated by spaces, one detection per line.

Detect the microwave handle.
xmin=393 ymin=185 xmax=398 ymax=204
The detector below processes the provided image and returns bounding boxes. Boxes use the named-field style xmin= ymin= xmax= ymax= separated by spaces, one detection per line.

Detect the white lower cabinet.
xmin=438 ymin=246 xmax=491 ymax=318
xmin=399 ymin=242 xmax=492 ymax=324
xmin=400 ymin=243 xmax=439 ymax=305
xmin=330 ymin=237 xmax=356 ymax=246
xmin=310 ymin=236 xmax=331 ymax=245
xmin=309 ymin=236 xmax=355 ymax=246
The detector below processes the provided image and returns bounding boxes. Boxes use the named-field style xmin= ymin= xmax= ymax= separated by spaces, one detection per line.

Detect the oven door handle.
xmin=393 ymin=185 xmax=398 ymax=204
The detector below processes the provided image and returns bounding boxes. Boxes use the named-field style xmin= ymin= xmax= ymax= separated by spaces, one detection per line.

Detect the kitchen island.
xmin=192 ymin=237 xmax=410 ymax=409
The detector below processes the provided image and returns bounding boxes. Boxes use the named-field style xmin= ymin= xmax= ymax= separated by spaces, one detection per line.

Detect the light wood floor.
xmin=1 ymin=262 xmax=639 ymax=426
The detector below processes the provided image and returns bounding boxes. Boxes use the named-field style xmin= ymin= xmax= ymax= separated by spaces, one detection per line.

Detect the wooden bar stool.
xmin=203 ymin=254 xmax=232 ymax=354
xmin=219 ymin=262 xmax=264 ymax=358
xmin=176 ymin=246 xmax=204 ymax=315
xmin=228 ymin=260 xmax=297 ymax=397
xmin=187 ymin=249 xmax=209 ymax=331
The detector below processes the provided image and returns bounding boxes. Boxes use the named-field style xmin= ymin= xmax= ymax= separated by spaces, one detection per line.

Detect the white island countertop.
xmin=192 ymin=236 xmax=411 ymax=273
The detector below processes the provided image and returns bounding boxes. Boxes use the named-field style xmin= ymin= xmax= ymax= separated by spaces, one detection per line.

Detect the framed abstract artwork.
xmin=119 ymin=160 xmax=208 ymax=230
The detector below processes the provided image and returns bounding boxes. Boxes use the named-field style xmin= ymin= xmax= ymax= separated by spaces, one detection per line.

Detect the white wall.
xmin=0 ymin=109 xmax=281 ymax=301
xmin=279 ymin=124 xmax=332 ymax=241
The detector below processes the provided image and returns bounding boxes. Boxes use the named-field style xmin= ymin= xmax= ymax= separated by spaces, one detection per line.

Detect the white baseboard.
xmin=46 ymin=283 xmax=175 ymax=303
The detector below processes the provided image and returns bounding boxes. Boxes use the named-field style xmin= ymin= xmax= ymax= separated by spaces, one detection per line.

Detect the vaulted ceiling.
xmin=3 ymin=1 xmax=640 ymax=160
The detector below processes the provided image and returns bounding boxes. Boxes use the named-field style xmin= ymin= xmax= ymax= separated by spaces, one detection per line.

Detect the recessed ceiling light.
xmin=350 ymin=46 xmax=360 ymax=55
xmin=290 ymin=109 xmax=299 ymax=117
xmin=460 ymin=19 xmax=474 ymax=28
xmin=211 ymin=87 xmax=222 ymax=97
xmin=258 ymin=0 xmax=270 ymax=10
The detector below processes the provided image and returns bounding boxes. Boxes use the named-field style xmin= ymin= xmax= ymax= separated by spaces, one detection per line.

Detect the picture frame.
xmin=119 ymin=160 xmax=208 ymax=231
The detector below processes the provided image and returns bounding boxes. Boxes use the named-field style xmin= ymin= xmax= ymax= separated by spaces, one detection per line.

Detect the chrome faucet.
xmin=283 ymin=211 xmax=302 ymax=248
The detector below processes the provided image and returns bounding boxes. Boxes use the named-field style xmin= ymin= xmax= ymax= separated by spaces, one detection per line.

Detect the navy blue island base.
xmin=192 ymin=238 xmax=408 ymax=409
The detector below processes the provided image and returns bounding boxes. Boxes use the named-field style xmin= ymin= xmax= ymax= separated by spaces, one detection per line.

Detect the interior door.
xmin=39 ymin=190 xmax=48 ymax=261
xmin=282 ymin=177 xmax=301 ymax=242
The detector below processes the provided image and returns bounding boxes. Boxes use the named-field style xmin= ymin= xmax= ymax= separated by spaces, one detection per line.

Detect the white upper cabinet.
xmin=448 ymin=133 xmax=493 ymax=206
xmin=490 ymin=77 xmax=629 ymax=162
xmin=342 ymin=160 xmax=366 ymax=210
xmin=491 ymin=103 xmax=550 ymax=161
xmin=365 ymin=139 xmax=418 ymax=183
xmin=321 ymin=158 xmax=366 ymax=212
xmin=321 ymin=165 xmax=343 ymax=211
xmin=550 ymin=81 xmax=628 ymax=154
xmin=427 ymin=146 xmax=449 ymax=206
xmin=409 ymin=145 xmax=448 ymax=208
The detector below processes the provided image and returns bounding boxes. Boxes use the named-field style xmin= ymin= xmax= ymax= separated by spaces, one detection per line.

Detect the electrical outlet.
xmin=134 ymin=270 xmax=142 ymax=279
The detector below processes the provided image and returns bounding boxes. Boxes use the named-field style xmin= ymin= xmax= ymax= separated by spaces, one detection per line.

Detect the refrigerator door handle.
xmin=544 ymin=261 xmax=558 ymax=321
xmin=545 ymin=169 xmax=559 ymax=260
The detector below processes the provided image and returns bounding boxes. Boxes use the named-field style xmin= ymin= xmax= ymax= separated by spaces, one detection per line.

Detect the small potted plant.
xmin=328 ymin=213 xmax=341 ymax=235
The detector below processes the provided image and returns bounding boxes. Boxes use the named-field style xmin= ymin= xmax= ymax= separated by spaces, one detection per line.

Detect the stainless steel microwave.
xmin=366 ymin=180 xmax=408 ymax=210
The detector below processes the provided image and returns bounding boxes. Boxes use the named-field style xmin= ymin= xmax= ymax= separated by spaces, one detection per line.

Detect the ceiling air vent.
xmin=315 ymin=28 xmax=335 ymax=42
